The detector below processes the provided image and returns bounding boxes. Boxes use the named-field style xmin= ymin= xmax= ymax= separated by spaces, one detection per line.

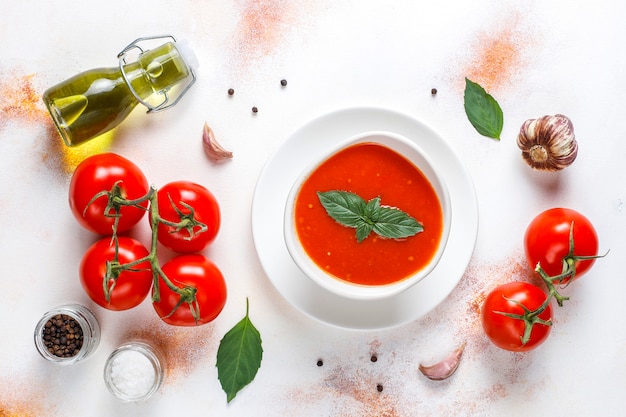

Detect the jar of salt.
xmin=103 ymin=342 xmax=165 ymax=402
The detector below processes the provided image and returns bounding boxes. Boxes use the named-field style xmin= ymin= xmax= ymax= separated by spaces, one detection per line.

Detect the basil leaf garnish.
xmin=216 ymin=298 xmax=263 ymax=403
xmin=356 ymin=222 xmax=374 ymax=243
xmin=463 ymin=77 xmax=503 ymax=140
xmin=317 ymin=190 xmax=423 ymax=243
xmin=316 ymin=189 xmax=366 ymax=226
xmin=372 ymin=205 xmax=425 ymax=239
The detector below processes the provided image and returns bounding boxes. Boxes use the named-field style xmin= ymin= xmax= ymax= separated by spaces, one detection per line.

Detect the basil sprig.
xmin=317 ymin=190 xmax=423 ymax=243
xmin=463 ymin=77 xmax=503 ymax=140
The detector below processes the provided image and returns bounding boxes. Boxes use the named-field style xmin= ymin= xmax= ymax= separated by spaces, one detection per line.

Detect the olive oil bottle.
xmin=43 ymin=35 xmax=197 ymax=147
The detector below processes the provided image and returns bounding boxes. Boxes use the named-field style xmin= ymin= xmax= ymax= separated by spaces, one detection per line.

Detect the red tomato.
xmin=80 ymin=237 xmax=153 ymax=311
xmin=152 ymin=254 xmax=227 ymax=326
xmin=69 ymin=153 xmax=149 ymax=235
xmin=156 ymin=181 xmax=220 ymax=253
xmin=481 ymin=282 xmax=553 ymax=352
xmin=524 ymin=208 xmax=599 ymax=282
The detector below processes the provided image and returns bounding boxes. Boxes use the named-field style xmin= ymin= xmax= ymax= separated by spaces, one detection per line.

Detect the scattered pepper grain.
xmin=252 ymin=106 xmax=258 ymax=114
xmin=228 ymin=88 xmax=235 ymax=96
xmin=376 ymin=384 xmax=383 ymax=392
xmin=431 ymin=88 xmax=438 ymax=95
xmin=370 ymin=355 xmax=378 ymax=363
xmin=317 ymin=359 xmax=324 ymax=367
xmin=280 ymin=79 xmax=288 ymax=87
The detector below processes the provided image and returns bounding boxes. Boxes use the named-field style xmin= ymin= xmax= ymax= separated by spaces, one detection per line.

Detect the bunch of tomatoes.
xmin=481 ymin=207 xmax=603 ymax=351
xmin=69 ymin=153 xmax=227 ymax=326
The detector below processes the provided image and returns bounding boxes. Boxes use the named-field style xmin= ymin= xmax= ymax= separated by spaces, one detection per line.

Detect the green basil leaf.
xmin=364 ymin=196 xmax=381 ymax=222
xmin=317 ymin=190 xmax=424 ymax=242
xmin=355 ymin=221 xmax=374 ymax=243
xmin=463 ymin=77 xmax=503 ymax=140
xmin=372 ymin=206 xmax=424 ymax=238
xmin=316 ymin=190 xmax=366 ymax=227
xmin=216 ymin=298 xmax=263 ymax=403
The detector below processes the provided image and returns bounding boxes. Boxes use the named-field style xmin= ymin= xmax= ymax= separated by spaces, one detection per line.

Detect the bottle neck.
xmin=122 ymin=42 xmax=191 ymax=107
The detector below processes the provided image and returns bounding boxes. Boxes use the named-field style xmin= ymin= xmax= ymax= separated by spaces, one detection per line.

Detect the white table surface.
xmin=1 ymin=1 xmax=625 ymax=416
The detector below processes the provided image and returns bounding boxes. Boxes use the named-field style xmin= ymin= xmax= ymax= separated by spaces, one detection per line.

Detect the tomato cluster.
xmin=481 ymin=208 xmax=602 ymax=352
xmin=69 ymin=153 xmax=227 ymax=326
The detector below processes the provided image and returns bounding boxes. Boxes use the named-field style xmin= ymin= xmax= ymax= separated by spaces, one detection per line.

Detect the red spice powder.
xmin=323 ymin=365 xmax=401 ymax=417
xmin=120 ymin=317 xmax=217 ymax=384
xmin=369 ymin=338 xmax=382 ymax=358
xmin=230 ymin=0 xmax=312 ymax=70
xmin=0 ymin=72 xmax=49 ymax=128
xmin=0 ymin=402 xmax=43 ymax=417
xmin=461 ymin=13 xmax=532 ymax=93
xmin=0 ymin=70 xmax=63 ymax=174
xmin=0 ymin=377 xmax=53 ymax=417
xmin=235 ymin=0 xmax=286 ymax=59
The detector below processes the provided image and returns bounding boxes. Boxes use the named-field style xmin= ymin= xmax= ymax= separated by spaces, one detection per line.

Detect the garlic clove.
xmin=418 ymin=342 xmax=466 ymax=381
xmin=202 ymin=122 xmax=233 ymax=162
xmin=517 ymin=114 xmax=578 ymax=171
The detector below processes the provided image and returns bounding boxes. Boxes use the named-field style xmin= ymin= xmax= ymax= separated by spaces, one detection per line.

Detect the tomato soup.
xmin=294 ymin=142 xmax=444 ymax=286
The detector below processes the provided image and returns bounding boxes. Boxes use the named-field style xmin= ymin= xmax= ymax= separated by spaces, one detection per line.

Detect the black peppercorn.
xmin=316 ymin=359 xmax=323 ymax=367
xmin=280 ymin=79 xmax=288 ymax=87
xmin=431 ymin=88 xmax=438 ymax=95
xmin=228 ymin=88 xmax=235 ymax=96
xmin=371 ymin=355 xmax=378 ymax=363
xmin=252 ymin=106 xmax=258 ymax=114
xmin=42 ymin=314 xmax=84 ymax=358
xmin=376 ymin=384 xmax=383 ymax=392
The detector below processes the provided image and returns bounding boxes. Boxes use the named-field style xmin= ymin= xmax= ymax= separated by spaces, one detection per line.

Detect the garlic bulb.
xmin=517 ymin=114 xmax=578 ymax=171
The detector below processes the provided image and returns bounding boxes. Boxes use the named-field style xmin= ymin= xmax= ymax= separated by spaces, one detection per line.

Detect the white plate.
xmin=251 ymin=107 xmax=478 ymax=331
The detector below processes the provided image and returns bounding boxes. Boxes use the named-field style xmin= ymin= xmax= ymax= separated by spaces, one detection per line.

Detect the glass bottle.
xmin=34 ymin=304 xmax=101 ymax=365
xmin=42 ymin=35 xmax=197 ymax=147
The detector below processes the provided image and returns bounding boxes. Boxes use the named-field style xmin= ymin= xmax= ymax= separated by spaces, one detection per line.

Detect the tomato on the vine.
xmin=156 ymin=181 xmax=221 ymax=253
xmin=80 ymin=237 xmax=153 ymax=311
xmin=481 ymin=282 xmax=553 ymax=352
xmin=152 ymin=254 xmax=227 ymax=326
xmin=69 ymin=153 xmax=149 ymax=235
xmin=524 ymin=208 xmax=599 ymax=282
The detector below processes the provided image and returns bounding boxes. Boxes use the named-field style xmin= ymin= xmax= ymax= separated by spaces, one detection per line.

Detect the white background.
xmin=1 ymin=1 xmax=625 ymax=416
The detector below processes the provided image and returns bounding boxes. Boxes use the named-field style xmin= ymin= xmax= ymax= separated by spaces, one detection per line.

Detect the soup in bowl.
xmin=284 ymin=131 xmax=451 ymax=300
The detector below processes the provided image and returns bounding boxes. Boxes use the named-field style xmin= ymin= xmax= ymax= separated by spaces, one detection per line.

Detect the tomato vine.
xmin=96 ymin=183 xmax=212 ymax=323
xmin=495 ymin=221 xmax=607 ymax=347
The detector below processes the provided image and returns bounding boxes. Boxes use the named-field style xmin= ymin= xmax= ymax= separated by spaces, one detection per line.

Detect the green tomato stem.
xmin=495 ymin=295 xmax=553 ymax=346
xmin=145 ymin=187 xmax=188 ymax=295
xmin=159 ymin=194 xmax=209 ymax=241
xmin=535 ymin=264 xmax=570 ymax=307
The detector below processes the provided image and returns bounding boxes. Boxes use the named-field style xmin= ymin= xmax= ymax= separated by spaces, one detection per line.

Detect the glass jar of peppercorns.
xmin=34 ymin=304 xmax=100 ymax=365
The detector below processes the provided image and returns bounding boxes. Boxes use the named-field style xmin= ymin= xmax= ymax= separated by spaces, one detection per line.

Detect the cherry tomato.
xmin=156 ymin=181 xmax=221 ymax=253
xmin=80 ymin=237 xmax=153 ymax=311
xmin=152 ymin=254 xmax=227 ymax=326
xmin=481 ymin=282 xmax=553 ymax=352
xmin=524 ymin=208 xmax=599 ymax=282
xmin=69 ymin=153 xmax=149 ymax=235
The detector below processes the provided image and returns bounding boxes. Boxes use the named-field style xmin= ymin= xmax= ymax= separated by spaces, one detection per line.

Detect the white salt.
xmin=109 ymin=349 xmax=156 ymax=399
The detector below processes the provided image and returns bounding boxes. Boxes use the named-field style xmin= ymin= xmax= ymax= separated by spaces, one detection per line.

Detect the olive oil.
xmin=43 ymin=39 xmax=195 ymax=147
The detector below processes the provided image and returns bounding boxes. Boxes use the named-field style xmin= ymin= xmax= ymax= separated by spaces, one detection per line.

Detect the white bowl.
xmin=283 ymin=131 xmax=451 ymax=301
